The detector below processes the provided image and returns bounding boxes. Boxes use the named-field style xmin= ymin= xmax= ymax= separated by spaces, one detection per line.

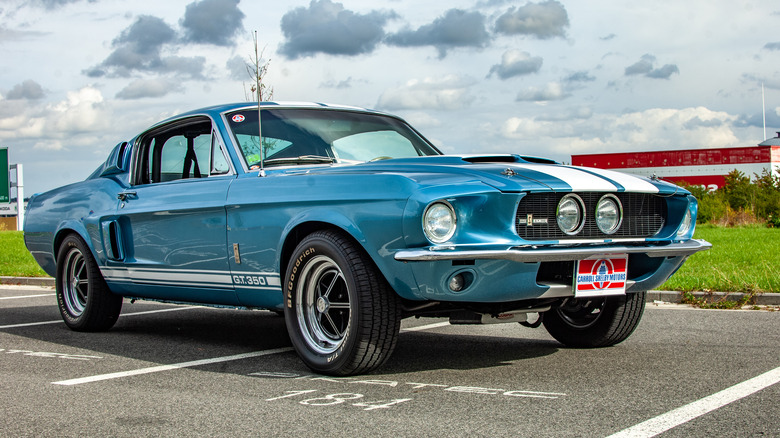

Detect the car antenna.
xmin=255 ymin=30 xmax=266 ymax=178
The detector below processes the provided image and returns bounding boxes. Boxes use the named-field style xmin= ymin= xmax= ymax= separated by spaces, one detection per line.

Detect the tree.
xmin=244 ymin=30 xmax=274 ymax=102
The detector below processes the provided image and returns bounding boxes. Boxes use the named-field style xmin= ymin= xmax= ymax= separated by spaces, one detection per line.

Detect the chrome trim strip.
xmin=394 ymin=239 xmax=711 ymax=263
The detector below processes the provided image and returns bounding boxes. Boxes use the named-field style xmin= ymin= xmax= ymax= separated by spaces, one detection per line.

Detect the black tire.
xmin=56 ymin=234 xmax=122 ymax=331
xmin=284 ymin=230 xmax=401 ymax=376
xmin=542 ymin=291 xmax=646 ymax=348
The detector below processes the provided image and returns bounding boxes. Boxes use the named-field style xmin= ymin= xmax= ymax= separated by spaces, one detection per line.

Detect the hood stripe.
xmin=512 ymin=164 xmax=617 ymax=191
xmin=577 ymin=167 xmax=660 ymax=193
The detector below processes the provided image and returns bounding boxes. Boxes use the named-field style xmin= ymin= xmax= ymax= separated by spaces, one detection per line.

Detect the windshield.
xmin=225 ymin=108 xmax=441 ymax=170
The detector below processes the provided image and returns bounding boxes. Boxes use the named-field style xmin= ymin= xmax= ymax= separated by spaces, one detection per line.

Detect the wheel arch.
xmin=52 ymin=222 xmax=98 ymax=268
xmin=279 ymin=221 xmax=369 ymax=284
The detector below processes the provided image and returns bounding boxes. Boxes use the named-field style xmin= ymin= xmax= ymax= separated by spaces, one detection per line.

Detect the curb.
xmin=1 ymin=276 xmax=55 ymax=287
xmin=2 ymin=276 xmax=779 ymax=305
xmin=646 ymin=290 xmax=780 ymax=306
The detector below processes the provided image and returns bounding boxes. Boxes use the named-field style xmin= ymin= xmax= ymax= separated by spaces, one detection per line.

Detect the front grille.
xmin=516 ymin=192 xmax=666 ymax=240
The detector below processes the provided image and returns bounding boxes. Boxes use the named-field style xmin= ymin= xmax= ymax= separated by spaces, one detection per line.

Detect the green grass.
xmin=659 ymin=225 xmax=780 ymax=293
xmin=2 ymin=227 xmax=779 ymax=293
xmin=0 ymin=231 xmax=49 ymax=277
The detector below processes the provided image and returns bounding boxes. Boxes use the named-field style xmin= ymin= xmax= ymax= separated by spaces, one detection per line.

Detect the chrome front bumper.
xmin=394 ymin=239 xmax=711 ymax=263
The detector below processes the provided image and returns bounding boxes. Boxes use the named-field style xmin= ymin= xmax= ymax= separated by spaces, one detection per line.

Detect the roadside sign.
xmin=0 ymin=148 xmax=8 ymax=202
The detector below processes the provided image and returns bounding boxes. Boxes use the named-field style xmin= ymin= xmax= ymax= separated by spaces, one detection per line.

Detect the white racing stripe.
xmin=580 ymin=167 xmax=660 ymax=193
xmin=607 ymin=365 xmax=780 ymax=438
xmin=513 ymin=164 xmax=617 ymax=191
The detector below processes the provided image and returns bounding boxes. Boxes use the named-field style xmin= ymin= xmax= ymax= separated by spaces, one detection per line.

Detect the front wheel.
xmin=284 ymin=230 xmax=401 ymax=376
xmin=542 ymin=291 xmax=646 ymax=348
xmin=56 ymin=234 xmax=122 ymax=331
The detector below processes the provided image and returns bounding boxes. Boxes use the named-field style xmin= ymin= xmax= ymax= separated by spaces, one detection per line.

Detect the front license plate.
xmin=574 ymin=255 xmax=628 ymax=297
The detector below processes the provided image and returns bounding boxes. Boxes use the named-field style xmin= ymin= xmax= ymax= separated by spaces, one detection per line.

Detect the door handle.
xmin=117 ymin=191 xmax=137 ymax=201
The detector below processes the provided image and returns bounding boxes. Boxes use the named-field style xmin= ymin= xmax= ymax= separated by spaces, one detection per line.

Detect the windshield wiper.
xmin=261 ymin=155 xmax=335 ymax=167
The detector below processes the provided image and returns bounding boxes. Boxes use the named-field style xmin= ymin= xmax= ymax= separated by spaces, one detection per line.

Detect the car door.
xmin=103 ymin=116 xmax=239 ymax=305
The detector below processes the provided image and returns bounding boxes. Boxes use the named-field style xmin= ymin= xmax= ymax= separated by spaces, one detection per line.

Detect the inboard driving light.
xmin=423 ymin=201 xmax=456 ymax=244
xmin=595 ymin=194 xmax=623 ymax=235
xmin=556 ymin=194 xmax=585 ymax=235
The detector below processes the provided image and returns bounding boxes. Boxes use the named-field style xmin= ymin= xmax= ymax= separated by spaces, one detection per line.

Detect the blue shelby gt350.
xmin=24 ymin=102 xmax=711 ymax=375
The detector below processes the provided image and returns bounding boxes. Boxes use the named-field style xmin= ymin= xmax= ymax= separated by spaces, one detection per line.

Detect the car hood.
xmin=315 ymin=155 xmax=684 ymax=195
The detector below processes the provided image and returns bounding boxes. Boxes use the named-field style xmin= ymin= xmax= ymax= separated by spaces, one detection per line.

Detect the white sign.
xmin=0 ymin=203 xmax=17 ymax=214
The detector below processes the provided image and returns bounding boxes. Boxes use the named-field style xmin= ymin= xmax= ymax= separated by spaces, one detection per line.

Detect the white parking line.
xmin=401 ymin=321 xmax=450 ymax=332
xmin=0 ymin=293 xmax=55 ymax=300
xmin=607 ymin=365 xmax=780 ymax=438
xmin=0 ymin=306 xmax=200 ymax=329
xmin=52 ymin=320 xmax=451 ymax=386
xmin=52 ymin=347 xmax=293 ymax=386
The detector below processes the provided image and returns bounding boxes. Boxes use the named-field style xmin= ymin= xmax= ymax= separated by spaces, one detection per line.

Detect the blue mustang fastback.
xmin=24 ymin=102 xmax=710 ymax=375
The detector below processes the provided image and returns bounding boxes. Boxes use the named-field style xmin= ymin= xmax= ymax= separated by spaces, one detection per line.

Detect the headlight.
xmin=556 ymin=194 xmax=585 ymax=235
xmin=595 ymin=194 xmax=623 ymax=235
xmin=423 ymin=201 xmax=457 ymax=244
xmin=677 ymin=208 xmax=693 ymax=238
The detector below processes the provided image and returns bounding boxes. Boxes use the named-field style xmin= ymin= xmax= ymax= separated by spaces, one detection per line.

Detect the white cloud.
xmin=377 ymin=75 xmax=476 ymax=110
xmin=48 ymin=86 xmax=108 ymax=134
xmin=500 ymin=107 xmax=740 ymax=156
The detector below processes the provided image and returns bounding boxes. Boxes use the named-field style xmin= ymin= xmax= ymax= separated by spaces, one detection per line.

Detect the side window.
xmin=211 ymin=134 xmax=231 ymax=175
xmin=135 ymin=118 xmax=228 ymax=184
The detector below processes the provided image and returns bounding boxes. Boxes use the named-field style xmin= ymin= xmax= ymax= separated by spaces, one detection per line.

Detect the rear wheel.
xmin=56 ymin=234 xmax=122 ymax=331
xmin=542 ymin=291 xmax=646 ymax=348
xmin=284 ymin=230 xmax=401 ymax=376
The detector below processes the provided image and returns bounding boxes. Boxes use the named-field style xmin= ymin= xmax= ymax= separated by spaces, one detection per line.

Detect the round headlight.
xmin=556 ymin=194 xmax=585 ymax=235
xmin=423 ymin=201 xmax=457 ymax=244
xmin=595 ymin=194 xmax=623 ymax=235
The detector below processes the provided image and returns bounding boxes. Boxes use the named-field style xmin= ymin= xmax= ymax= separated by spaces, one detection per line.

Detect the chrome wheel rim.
xmin=295 ymin=255 xmax=352 ymax=354
xmin=62 ymin=247 xmax=88 ymax=317
xmin=556 ymin=297 xmax=606 ymax=329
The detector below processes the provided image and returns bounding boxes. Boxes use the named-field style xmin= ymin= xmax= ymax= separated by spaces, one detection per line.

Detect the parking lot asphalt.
xmin=1 ymin=284 xmax=778 ymax=437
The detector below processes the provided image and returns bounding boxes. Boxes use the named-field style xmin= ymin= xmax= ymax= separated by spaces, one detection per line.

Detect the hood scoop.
xmin=461 ymin=155 xmax=558 ymax=165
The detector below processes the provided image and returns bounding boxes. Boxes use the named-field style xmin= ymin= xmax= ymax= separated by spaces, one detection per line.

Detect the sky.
xmin=1 ymin=0 xmax=779 ymax=196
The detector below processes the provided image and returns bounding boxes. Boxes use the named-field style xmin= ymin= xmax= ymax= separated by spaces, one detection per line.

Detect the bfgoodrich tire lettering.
xmin=284 ymin=230 xmax=401 ymax=376
xmin=56 ymin=234 xmax=122 ymax=331
xmin=542 ymin=291 xmax=646 ymax=348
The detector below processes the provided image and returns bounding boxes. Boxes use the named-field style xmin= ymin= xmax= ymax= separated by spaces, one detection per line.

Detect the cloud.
xmin=494 ymin=0 xmax=569 ymax=39
xmin=764 ymin=42 xmax=780 ymax=51
xmin=0 ymin=86 xmax=108 ymax=144
xmin=646 ymin=64 xmax=679 ymax=79
xmin=226 ymin=54 xmax=247 ymax=80
xmin=624 ymin=54 xmax=654 ymax=75
xmin=85 ymin=15 xmax=173 ymax=76
xmin=488 ymin=49 xmax=543 ymax=79
xmin=377 ymin=75 xmax=476 ymax=111
xmin=386 ymin=9 xmax=490 ymax=58
xmin=625 ymin=54 xmax=679 ymax=79
xmin=515 ymin=82 xmax=569 ymax=102
xmin=6 ymin=80 xmax=45 ymax=100
xmin=279 ymin=0 xmax=396 ymax=59
xmin=500 ymin=107 xmax=739 ymax=155
xmin=25 ymin=0 xmax=97 ymax=8
xmin=563 ymin=71 xmax=596 ymax=84
xmin=180 ymin=0 xmax=245 ymax=46
xmin=320 ymin=77 xmax=359 ymax=89
xmin=116 ymin=78 xmax=185 ymax=99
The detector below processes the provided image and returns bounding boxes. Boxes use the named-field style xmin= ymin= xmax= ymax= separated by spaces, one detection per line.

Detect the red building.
xmin=571 ymin=133 xmax=780 ymax=191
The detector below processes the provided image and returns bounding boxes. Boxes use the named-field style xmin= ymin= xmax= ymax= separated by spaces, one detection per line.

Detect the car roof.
xmin=165 ymin=101 xmax=387 ymax=121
